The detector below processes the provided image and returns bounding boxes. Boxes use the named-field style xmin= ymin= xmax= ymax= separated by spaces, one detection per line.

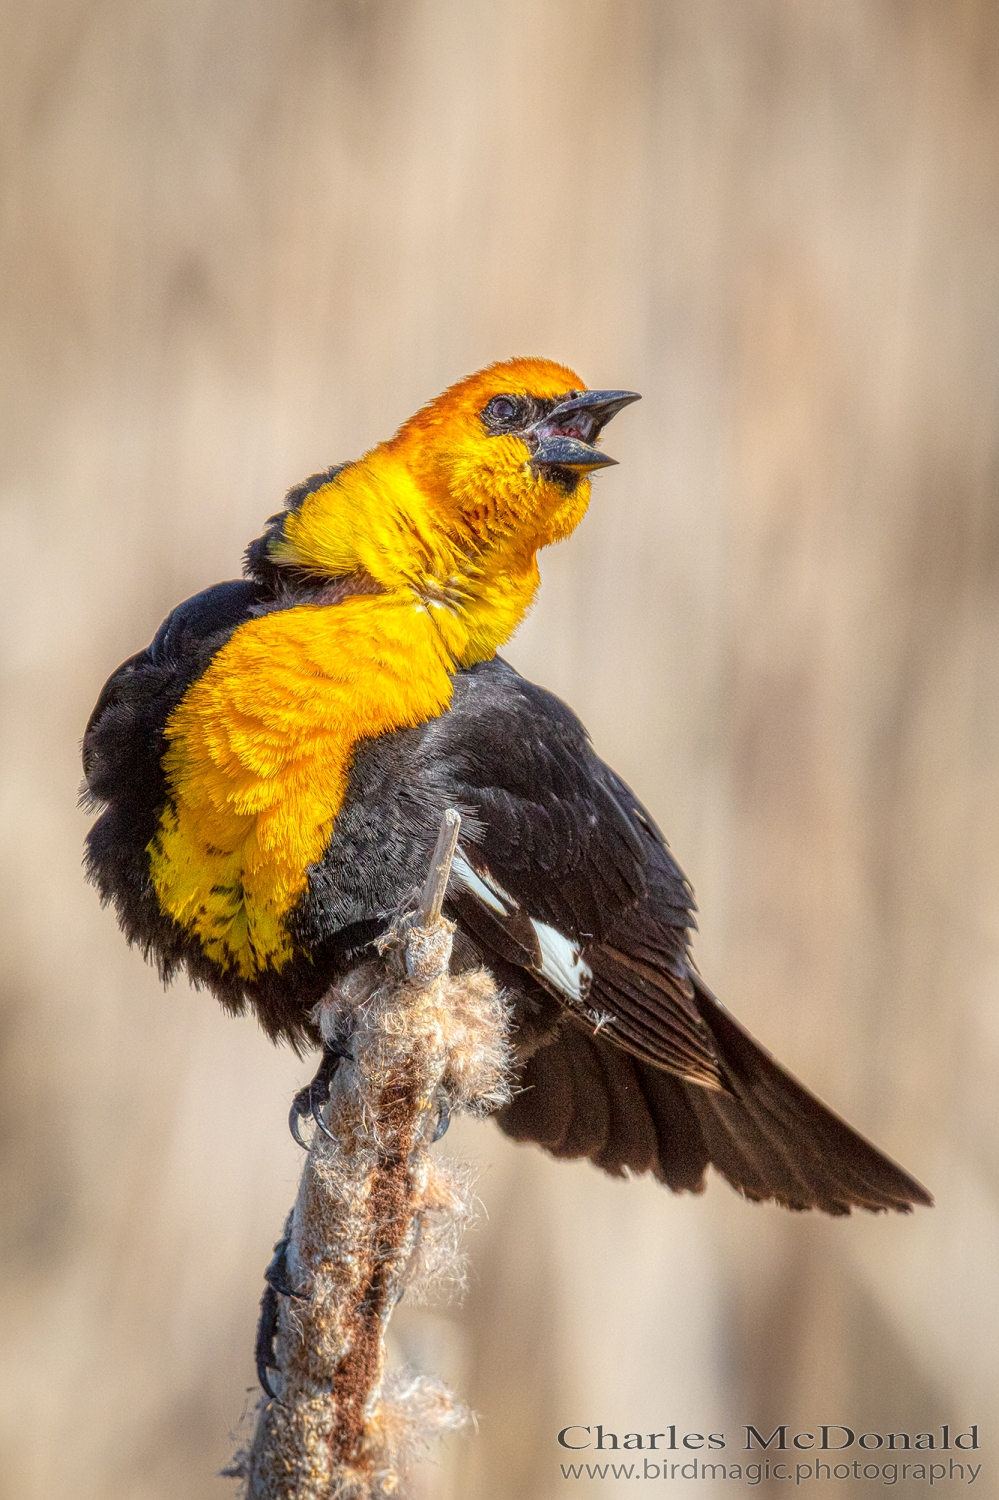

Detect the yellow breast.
xmin=147 ymin=594 xmax=457 ymax=978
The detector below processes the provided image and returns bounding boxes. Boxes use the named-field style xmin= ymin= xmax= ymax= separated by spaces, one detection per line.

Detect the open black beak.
xmin=529 ymin=389 xmax=641 ymax=475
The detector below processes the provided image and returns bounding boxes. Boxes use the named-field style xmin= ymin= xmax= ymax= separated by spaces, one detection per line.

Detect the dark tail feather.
xmin=496 ymin=1025 xmax=662 ymax=1177
xmin=684 ymin=980 xmax=933 ymax=1214
xmin=496 ymin=995 xmax=931 ymax=1215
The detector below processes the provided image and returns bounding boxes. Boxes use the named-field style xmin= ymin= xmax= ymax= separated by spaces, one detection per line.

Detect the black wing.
xmin=422 ymin=660 xmax=931 ymax=1214
xmin=433 ymin=660 xmax=721 ymax=1087
xmin=82 ymin=579 xmax=270 ymax=986
xmin=83 ymin=578 xmax=267 ymax=805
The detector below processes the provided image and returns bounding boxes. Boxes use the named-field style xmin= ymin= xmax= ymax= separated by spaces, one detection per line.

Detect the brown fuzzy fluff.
xmin=232 ymin=913 xmax=511 ymax=1499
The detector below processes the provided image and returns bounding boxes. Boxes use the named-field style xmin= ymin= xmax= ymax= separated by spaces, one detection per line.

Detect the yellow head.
xmin=384 ymin=356 xmax=639 ymax=552
xmin=254 ymin=357 xmax=639 ymax=660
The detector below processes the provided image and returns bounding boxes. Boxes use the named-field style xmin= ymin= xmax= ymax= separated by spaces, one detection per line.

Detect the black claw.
xmin=255 ymin=1283 xmax=280 ymax=1399
xmin=311 ymin=1087 xmax=338 ymax=1141
xmin=287 ymin=1041 xmax=353 ymax=1149
xmin=289 ymin=1090 xmax=311 ymax=1150
xmin=433 ymin=1100 xmax=451 ymax=1142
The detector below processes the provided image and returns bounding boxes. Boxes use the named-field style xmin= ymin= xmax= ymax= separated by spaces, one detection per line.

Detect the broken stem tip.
xmin=416 ymin=809 xmax=461 ymax=928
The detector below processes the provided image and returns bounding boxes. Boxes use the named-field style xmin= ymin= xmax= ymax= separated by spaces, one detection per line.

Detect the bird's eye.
xmin=482 ymin=394 xmax=525 ymax=432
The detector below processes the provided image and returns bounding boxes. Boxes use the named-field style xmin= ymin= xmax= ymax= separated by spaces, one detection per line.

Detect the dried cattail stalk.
xmin=233 ymin=812 xmax=511 ymax=1500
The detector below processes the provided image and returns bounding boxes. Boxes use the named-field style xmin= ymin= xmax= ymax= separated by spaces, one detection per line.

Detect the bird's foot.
xmin=255 ymin=1284 xmax=281 ymax=1400
xmin=432 ymin=1096 xmax=451 ymax=1142
xmin=288 ymin=1041 xmax=353 ymax=1149
xmin=255 ymin=1212 xmax=306 ymax=1398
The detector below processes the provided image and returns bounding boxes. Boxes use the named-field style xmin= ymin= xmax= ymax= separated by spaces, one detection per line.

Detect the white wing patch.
xmin=450 ymin=851 xmax=511 ymax=916
xmin=450 ymin=846 xmax=593 ymax=1003
xmin=530 ymin=920 xmax=592 ymax=1002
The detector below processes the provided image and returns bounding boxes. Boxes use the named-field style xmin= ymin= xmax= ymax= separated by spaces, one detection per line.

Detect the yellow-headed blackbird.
xmin=83 ymin=357 xmax=930 ymax=1215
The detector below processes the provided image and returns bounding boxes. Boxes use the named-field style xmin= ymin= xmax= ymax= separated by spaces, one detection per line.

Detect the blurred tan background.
xmin=2 ymin=2 xmax=997 ymax=1496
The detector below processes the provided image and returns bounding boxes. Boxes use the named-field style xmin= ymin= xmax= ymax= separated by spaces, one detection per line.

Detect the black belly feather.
xmin=82 ymin=583 xmax=931 ymax=1214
